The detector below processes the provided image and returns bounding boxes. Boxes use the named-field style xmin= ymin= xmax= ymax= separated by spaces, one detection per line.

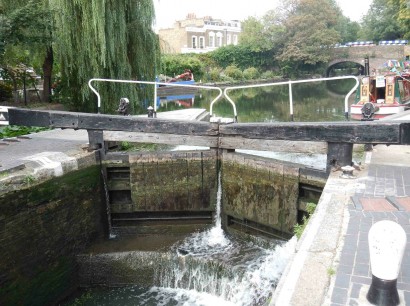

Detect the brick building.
xmin=158 ymin=13 xmax=241 ymax=54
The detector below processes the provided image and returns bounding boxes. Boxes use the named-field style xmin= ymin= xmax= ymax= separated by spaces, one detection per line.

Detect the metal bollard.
xmin=147 ymin=106 xmax=154 ymax=118
xmin=117 ymin=97 xmax=130 ymax=116
xmin=367 ymin=220 xmax=407 ymax=305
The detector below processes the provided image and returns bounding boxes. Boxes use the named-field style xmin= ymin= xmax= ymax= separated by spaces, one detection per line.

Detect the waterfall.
xmin=73 ymin=170 xmax=297 ymax=305
xmin=151 ymin=170 xmax=297 ymax=305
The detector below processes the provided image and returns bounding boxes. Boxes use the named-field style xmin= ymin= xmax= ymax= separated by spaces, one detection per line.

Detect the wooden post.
xmin=326 ymin=142 xmax=353 ymax=174
xmin=87 ymin=130 xmax=104 ymax=154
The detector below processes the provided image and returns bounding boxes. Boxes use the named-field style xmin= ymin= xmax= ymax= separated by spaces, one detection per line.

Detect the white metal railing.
xmin=221 ymin=76 xmax=359 ymax=121
xmin=88 ymin=78 xmax=223 ymax=115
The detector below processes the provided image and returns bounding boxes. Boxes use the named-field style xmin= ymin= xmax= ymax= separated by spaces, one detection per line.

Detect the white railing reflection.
xmin=218 ymin=76 xmax=359 ymax=121
xmin=88 ymin=78 xmax=223 ymax=115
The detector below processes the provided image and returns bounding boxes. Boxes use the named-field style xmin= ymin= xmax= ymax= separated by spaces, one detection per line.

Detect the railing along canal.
xmin=89 ymin=76 xmax=358 ymax=122
xmin=219 ymin=76 xmax=359 ymax=121
xmin=88 ymin=78 xmax=225 ymax=116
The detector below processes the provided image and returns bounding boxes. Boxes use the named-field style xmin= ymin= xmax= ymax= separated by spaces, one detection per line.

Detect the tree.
xmin=240 ymin=10 xmax=285 ymax=59
xmin=335 ymin=16 xmax=360 ymax=43
xmin=391 ymin=0 xmax=410 ymax=39
xmin=51 ymin=0 xmax=159 ymax=113
xmin=359 ymin=0 xmax=405 ymax=41
xmin=277 ymin=0 xmax=342 ymax=73
xmin=1 ymin=0 xmax=54 ymax=103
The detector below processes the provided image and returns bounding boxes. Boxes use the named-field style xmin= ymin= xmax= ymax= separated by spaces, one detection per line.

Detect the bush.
xmin=161 ymin=54 xmax=205 ymax=80
xmin=260 ymin=70 xmax=276 ymax=79
xmin=0 ymin=82 xmax=13 ymax=101
xmin=208 ymin=67 xmax=222 ymax=82
xmin=243 ymin=67 xmax=259 ymax=80
xmin=224 ymin=65 xmax=243 ymax=80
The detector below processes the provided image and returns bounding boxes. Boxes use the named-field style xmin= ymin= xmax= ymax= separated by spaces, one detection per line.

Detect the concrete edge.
xmin=271 ymin=168 xmax=365 ymax=305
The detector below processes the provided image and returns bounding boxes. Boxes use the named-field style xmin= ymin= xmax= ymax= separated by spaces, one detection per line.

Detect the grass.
xmin=293 ymin=202 xmax=316 ymax=239
xmin=0 ymin=125 xmax=51 ymax=139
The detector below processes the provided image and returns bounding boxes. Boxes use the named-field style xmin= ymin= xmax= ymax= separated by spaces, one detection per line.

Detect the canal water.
xmin=66 ymin=173 xmax=297 ymax=306
xmin=157 ymin=79 xmax=357 ymax=123
xmin=65 ymin=79 xmax=355 ymax=305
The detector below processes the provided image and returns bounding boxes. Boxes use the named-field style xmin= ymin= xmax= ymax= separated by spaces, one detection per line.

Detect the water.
xmin=166 ymin=79 xmax=359 ymax=170
xmin=69 ymin=172 xmax=297 ymax=305
xmin=157 ymin=79 xmax=357 ymax=123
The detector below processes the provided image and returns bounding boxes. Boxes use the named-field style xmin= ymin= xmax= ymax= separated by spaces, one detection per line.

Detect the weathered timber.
xmin=327 ymin=142 xmax=353 ymax=172
xmin=8 ymin=108 xmax=51 ymax=127
xmin=8 ymin=109 xmax=219 ymax=136
xmin=219 ymin=121 xmax=410 ymax=144
xmin=219 ymin=138 xmax=327 ymax=153
xmin=104 ymin=131 xmax=217 ymax=147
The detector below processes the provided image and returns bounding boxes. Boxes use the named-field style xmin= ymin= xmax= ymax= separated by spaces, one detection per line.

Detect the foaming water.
xmin=158 ymin=232 xmax=297 ymax=306
xmin=71 ymin=171 xmax=297 ymax=305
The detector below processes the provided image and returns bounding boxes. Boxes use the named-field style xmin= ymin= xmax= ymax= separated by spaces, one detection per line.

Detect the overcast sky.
xmin=153 ymin=0 xmax=372 ymax=30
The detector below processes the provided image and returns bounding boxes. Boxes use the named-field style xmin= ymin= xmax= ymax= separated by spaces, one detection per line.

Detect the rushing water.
xmin=67 ymin=80 xmax=350 ymax=305
xmin=69 ymin=172 xmax=297 ymax=306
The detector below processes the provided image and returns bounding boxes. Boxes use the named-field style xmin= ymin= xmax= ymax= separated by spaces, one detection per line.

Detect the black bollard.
xmin=367 ymin=220 xmax=406 ymax=306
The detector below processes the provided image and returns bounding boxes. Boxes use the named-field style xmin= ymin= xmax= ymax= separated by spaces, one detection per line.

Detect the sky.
xmin=153 ymin=0 xmax=373 ymax=31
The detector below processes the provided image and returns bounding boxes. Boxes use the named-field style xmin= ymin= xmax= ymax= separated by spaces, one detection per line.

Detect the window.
xmin=233 ymin=34 xmax=238 ymax=45
xmin=192 ymin=36 xmax=197 ymax=48
xmin=199 ymin=36 xmax=205 ymax=49
xmin=216 ymin=32 xmax=223 ymax=47
xmin=227 ymin=34 xmax=231 ymax=45
xmin=209 ymin=32 xmax=215 ymax=47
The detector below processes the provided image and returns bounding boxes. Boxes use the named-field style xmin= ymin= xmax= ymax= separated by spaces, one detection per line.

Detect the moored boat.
xmin=350 ymin=70 xmax=410 ymax=120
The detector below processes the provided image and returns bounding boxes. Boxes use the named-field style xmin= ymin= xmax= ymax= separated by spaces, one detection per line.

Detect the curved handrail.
xmin=88 ymin=78 xmax=223 ymax=115
xmin=223 ymin=76 xmax=359 ymax=121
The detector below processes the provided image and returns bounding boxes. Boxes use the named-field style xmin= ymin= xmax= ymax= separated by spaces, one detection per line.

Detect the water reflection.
xmin=156 ymin=79 xmax=356 ymax=122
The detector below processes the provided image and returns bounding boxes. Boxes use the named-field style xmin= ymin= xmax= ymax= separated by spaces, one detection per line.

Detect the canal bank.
xmin=272 ymin=143 xmax=410 ymax=305
xmin=2 ymin=108 xmax=410 ymax=305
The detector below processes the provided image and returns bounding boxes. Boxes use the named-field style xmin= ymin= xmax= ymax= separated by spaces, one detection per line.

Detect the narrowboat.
xmin=350 ymin=72 xmax=410 ymax=120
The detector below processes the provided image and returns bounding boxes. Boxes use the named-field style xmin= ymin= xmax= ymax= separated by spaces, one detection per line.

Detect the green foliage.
xmin=0 ymin=82 xmax=13 ymax=100
xmin=67 ymin=291 xmax=93 ymax=306
xmin=335 ymin=15 xmax=360 ymax=43
xmin=224 ymin=65 xmax=243 ymax=80
xmin=23 ymin=174 xmax=36 ymax=185
xmin=51 ymin=0 xmax=160 ymax=113
xmin=5 ymin=1 xmax=53 ymax=45
xmin=208 ymin=67 xmax=222 ymax=82
xmin=327 ymin=267 xmax=336 ymax=276
xmin=210 ymin=44 xmax=275 ymax=70
xmin=160 ymin=54 xmax=205 ymax=80
xmin=277 ymin=0 xmax=342 ymax=74
xmin=359 ymin=0 xmax=408 ymax=40
xmin=240 ymin=11 xmax=285 ymax=53
xmin=243 ymin=67 xmax=259 ymax=80
xmin=260 ymin=70 xmax=276 ymax=79
xmin=116 ymin=142 xmax=171 ymax=152
xmin=293 ymin=202 xmax=316 ymax=239
xmin=0 ymin=125 xmax=50 ymax=139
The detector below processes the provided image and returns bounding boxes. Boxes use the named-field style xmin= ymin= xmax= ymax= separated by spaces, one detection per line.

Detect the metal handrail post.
xmin=289 ymin=81 xmax=294 ymax=121
xmin=223 ymin=76 xmax=359 ymax=121
xmin=88 ymin=78 xmax=223 ymax=116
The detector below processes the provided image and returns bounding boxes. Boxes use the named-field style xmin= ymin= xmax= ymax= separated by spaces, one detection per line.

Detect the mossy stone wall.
xmin=107 ymin=151 xmax=218 ymax=213
xmin=222 ymin=153 xmax=300 ymax=235
xmin=0 ymin=166 xmax=104 ymax=306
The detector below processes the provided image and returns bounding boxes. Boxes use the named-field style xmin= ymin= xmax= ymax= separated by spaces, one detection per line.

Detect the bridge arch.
xmin=326 ymin=59 xmax=364 ymax=77
xmin=326 ymin=45 xmax=409 ymax=76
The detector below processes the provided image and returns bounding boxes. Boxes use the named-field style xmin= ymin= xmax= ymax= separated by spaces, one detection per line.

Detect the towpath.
xmin=272 ymin=111 xmax=410 ymax=305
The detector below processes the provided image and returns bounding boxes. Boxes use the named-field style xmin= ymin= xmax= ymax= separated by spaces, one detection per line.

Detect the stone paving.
xmin=330 ymin=163 xmax=410 ymax=306
xmin=273 ymin=145 xmax=410 ymax=306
